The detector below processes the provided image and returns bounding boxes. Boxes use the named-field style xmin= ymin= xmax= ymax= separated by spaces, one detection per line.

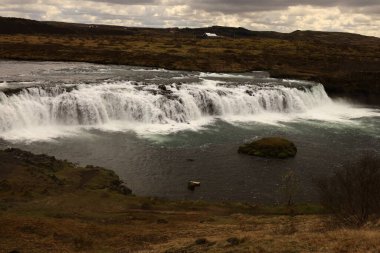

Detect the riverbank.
xmin=0 ymin=17 xmax=379 ymax=104
xmin=1 ymin=148 xmax=380 ymax=252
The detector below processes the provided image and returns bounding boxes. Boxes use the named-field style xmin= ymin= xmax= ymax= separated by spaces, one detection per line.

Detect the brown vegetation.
xmin=238 ymin=137 xmax=297 ymax=158
xmin=1 ymin=148 xmax=380 ymax=252
xmin=0 ymin=17 xmax=379 ymax=104
xmin=317 ymin=153 xmax=380 ymax=227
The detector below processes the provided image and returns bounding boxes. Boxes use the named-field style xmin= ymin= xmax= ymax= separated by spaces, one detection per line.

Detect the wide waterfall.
xmin=1 ymin=61 xmax=379 ymax=203
xmin=0 ymin=79 xmax=331 ymax=133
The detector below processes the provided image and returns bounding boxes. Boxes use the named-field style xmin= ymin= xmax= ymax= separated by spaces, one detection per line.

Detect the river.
xmin=0 ymin=60 xmax=379 ymax=203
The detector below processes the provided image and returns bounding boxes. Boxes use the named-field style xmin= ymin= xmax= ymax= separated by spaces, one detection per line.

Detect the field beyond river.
xmin=0 ymin=16 xmax=380 ymax=104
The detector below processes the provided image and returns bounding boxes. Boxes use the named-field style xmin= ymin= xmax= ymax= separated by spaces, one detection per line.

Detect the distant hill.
xmin=1 ymin=16 xmax=378 ymax=42
xmin=0 ymin=16 xmax=138 ymax=35
xmin=0 ymin=17 xmax=73 ymax=34
xmin=0 ymin=17 xmax=267 ymax=36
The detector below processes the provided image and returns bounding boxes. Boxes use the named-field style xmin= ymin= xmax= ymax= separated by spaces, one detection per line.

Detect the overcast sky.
xmin=0 ymin=0 xmax=379 ymax=36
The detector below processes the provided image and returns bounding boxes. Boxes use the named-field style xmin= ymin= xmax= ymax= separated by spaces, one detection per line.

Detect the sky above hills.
xmin=0 ymin=0 xmax=379 ymax=36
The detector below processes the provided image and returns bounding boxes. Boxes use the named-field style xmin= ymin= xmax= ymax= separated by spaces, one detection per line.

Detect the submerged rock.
xmin=238 ymin=137 xmax=297 ymax=159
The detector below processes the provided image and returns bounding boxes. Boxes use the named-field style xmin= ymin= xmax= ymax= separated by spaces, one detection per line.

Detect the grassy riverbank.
xmin=0 ymin=17 xmax=379 ymax=104
xmin=1 ymin=148 xmax=380 ymax=252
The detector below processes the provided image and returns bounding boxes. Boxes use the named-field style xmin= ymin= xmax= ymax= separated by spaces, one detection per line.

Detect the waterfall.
xmin=0 ymin=80 xmax=332 ymax=133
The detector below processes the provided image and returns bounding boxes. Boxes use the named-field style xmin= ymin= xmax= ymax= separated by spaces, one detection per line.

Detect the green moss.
xmin=278 ymin=152 xmax=288 ymax=159
xmin=238 ymin=137 xmax=297 ymax=159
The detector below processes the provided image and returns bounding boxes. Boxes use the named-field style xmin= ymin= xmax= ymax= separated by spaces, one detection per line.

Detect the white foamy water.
xmin=0 ymin=78 xmax=378 ymax=142
xmin=200 ymin=72 xmax=253 ymax=79
xmin=0 ymin=81 xmax=8 ymax=88
xmin=132 ymin=68 xmax=171 ymax=72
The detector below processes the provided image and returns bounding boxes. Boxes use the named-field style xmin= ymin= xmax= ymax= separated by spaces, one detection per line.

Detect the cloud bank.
xmin=0 ymin=0 xmax=379 ymax=36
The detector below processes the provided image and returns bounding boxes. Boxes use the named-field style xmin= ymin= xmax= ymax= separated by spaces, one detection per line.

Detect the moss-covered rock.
xmin=238 ymin=137 xmax=297 ymax=159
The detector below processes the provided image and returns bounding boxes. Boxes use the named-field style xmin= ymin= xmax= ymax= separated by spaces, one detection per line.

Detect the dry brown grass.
xmin=1 ymin=150 xmax=380 ymax=253
xmin=0 ymin=33 xmax=379 ymax=104
xmin=1 ymin=207 xmax=380 ymax=253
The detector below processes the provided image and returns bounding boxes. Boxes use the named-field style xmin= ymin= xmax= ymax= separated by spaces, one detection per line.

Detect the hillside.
xmin=0 ymin=16 xmax=379 ymax=104
xmin=1 ymin=148 xmax=380 ymax=252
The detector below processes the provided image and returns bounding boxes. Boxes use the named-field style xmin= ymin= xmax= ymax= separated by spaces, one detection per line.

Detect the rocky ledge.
xmin=0 ymin=148 xmax=132 ymax=198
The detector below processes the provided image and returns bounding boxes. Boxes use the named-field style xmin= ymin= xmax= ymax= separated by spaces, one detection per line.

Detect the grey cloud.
xmin=83 ymin=0 xmax=380 ymax=13
xmin=188 ymin=0 xmax=380 ymax=14
xmin=81 ymin=0 xmax=380 ymax=16
xmin=84 ymin=0 xmax=158 ymax=5
xmin=0 ymin=0 xmax=378 ymax=36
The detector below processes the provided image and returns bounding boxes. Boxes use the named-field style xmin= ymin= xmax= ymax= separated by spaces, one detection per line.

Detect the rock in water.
xmin=238 ymin=137 xmax=297 ymax=159
xmin=158 ymin=84 xmax=167 ymax=91
xmin=188 ymin=181 xmax=201 ymax=191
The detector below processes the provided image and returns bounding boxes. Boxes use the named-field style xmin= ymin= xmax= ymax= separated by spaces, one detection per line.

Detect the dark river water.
xmin=0 ymin=61 xmax=379 ymax=203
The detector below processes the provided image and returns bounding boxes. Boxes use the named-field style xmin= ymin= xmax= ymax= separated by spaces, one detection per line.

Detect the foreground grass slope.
xmin=1 ymin=148 xmax=380 ymax=252
xmin=0 ymin=17 xmax=379 ymax=104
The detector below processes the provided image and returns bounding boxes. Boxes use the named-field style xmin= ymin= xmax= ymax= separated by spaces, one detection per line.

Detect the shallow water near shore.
xmin=0 ymin=61 xmax=379 ymax=203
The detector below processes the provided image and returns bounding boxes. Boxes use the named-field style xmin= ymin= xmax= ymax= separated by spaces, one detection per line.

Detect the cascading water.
xmin=1 ymin=61 xmax=380 ymax=202
xmin=0 ymin=79 xmax=332 ymax=133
